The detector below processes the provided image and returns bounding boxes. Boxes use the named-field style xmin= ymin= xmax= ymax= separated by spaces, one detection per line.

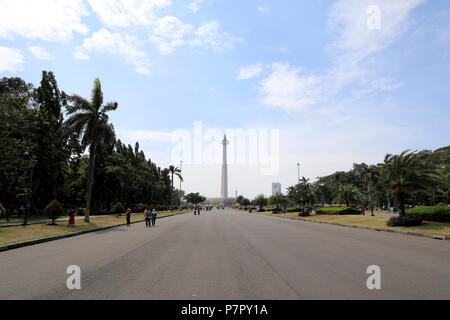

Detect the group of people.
xmin=124 ymin=208 xmax=157 ymax=227
xmin=193 ymin=205 xmax=213 ymax=215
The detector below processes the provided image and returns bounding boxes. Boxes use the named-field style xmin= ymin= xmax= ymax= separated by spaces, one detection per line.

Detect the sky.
xmin=1 ymin=0 xmax=449 ymax=199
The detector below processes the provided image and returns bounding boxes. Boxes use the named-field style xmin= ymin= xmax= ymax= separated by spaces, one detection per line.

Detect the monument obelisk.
xmin=221 ymin=134 xmax=229 ymax=202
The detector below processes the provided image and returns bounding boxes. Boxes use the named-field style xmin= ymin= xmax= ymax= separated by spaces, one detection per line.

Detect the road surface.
xmin=1 ymin=208 xmax=449 ymax=299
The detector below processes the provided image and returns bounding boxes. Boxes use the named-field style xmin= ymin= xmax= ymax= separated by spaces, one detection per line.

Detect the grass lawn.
xmin=0 ymin=210 xmax=190 ymax=247
xmin=255 ymin=211 xmax=450 ymax=237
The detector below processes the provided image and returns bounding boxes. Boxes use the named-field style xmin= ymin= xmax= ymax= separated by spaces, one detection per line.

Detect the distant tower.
xmin=221 ymin=134 xmax=229 ymax=200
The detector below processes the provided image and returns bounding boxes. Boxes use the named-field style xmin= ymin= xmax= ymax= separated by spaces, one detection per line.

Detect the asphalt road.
xmin=1 ymin=208 xmax=449 ymax=300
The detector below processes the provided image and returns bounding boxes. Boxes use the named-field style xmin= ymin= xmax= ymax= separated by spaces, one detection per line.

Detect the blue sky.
xmin=1 ymin=0 xmax=449 ymax=198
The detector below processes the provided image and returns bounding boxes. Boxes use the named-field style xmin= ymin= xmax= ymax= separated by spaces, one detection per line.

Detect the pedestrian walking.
xmin=144 ymin=208 xmax=151 ymax=227
xmin=361 ymin=206 xmax=366 ymax=216
xmin=125 ymin=208 xmax=131 ymax=226
xmin=151 ymin=209 xmax=157 ymax=226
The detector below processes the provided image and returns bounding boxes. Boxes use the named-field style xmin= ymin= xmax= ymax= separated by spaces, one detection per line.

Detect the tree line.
xmin=0 ymin=71 xmax=183 ymax=221
xmin=240 ymin=147 xmax=449 ymax=217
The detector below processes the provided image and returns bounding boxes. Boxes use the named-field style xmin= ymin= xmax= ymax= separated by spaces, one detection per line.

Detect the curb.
xmin=0 ymin=211 xmax=192 ymax=253
xmin=250 ymin=212 xmax=449 ymax=242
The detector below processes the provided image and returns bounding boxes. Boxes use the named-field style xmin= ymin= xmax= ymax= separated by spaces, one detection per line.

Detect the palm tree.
xmin=334 ymin=184 xmax=361 ymax=207
xmin=168 ymin=165 xmax=183 ymax=209
xmin=253 ymin=194 xmax=268 ymax=211
xmin=65 ymin=79 xmax=117 ymax=222
xmin=380 ymin=150 xmax=440 ymax=217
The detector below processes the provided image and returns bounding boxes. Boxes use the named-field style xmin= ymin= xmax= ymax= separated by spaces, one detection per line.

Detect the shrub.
xmin=315 ymin=206 xmax=361 ymax=215
xmin=406 ymin=206 xmax=450 ymax=222
xmin=298 ymin=211 xmax=310 ymax=217
xmin=112 ymin=202 xmax=125 ymax=215
xmin=257 ymin=209 xmax=265 ymax=212
xmin=286 ymin=207 xmax=302 ymax=212
xmin=436 ymin=203 xmax=449 ymax=207
xmin=44 ymin=200 xmax=64 ymax=224
xmin=387 ymin=215 xmax=423 ymax=227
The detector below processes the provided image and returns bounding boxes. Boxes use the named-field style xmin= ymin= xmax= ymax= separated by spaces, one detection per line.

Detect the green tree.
xmin=269 ymin=194 xmax=288 ymax=210
xmin=44 ymin=200 xmax=64 ymax=224
xmin=380 ymin=150 xmax=441 ymax=217
xmin=185 ymin=193 xmax=206 ymax=206
xmin=168 ymin=165 xmax=183 ymax=209
xmin=333 ymin=184 xmax=361 ymax=207
xmin=253 ymin=194 xmax=268 ymax=210
xmin=65 ymin=78 xmax=117 ymax=222
xmin=34 ymin=71 xmax=68 ymax=208
xmin=287 ymin=177 xmax=315 ymax=211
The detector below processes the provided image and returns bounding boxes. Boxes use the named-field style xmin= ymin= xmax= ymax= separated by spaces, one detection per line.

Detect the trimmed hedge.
xmin=286 ymin=207 xmax=302 ymax=212
xmin=112 ymin=202 xmax=125 ymax=215
xmin=44 ymin=200 xmax=64 ymax=223
xmin=387 ymin=215 xmax=423 ymax=227
xmin=315 ymin=206 xmax=362 ymax=215
xmin=406 ymin=206 xmax=450 ymax=222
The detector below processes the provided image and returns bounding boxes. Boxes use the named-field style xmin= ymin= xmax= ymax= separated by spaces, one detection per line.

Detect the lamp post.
xmin=297 ymin=163 xmax=300 ymax=182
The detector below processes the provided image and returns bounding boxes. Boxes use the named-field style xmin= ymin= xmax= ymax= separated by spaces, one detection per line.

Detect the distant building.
xmin=272 ymin=182 xmax=281 ymax=195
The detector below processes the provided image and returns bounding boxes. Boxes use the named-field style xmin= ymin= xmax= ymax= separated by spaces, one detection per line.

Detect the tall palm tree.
xmin=65 ymin=79 xmax=117 ymax=222
xmin=168 ymin=165 xmax=183 ymax=208
xmin=380 ymin=150 xmax=440 ymax=217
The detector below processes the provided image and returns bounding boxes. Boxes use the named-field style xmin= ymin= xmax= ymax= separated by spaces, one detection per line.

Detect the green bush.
xmin=436 ymin=203 xmax=449 ymax=207
xmin=286 ymin=207 xmax=302 ymax=212
xmin=315 ymin=206 xmax=362 ymax=215
xmin=387 ymin=215 xmax=423 ymax=227
xmin=44 ymin=200 xmax=64 ymax=224
xmin=112 ymin=202 xmax=125 ymax=215
xmin=406 ymin=206 xmax=450 ymax=222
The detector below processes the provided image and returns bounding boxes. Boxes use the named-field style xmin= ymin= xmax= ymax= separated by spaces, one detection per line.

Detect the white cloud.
xmin=236 ymin=63 xmax=263 ymax=80
xmin=189 ymin=0 xmax=206 ymax=13
xmin=257 ymin=6 xmax=269 ymax=12
xmin=28 ymin=46 xmax=51 ymax=60
xmin=254 ymin=0 xmax=424 ymax=111
xmin=150 ymin=16 xmax=193 ymax=54
xmin=259 ymin=63 xmax=321 ymax=111
xmin=191 ymin=20 xmax=243 ymax=51
xmin=88 ymin=0 xmax=171 ymax=27
xmin=0 ymin=0 xmax=88 ymax=42
xmin=150 ymin=18 xmax=242 ymax=54
xmin=0 ymin=47 xmax=24 ymax=73
xmin=74 ymin=29 xmax=151 ymax=75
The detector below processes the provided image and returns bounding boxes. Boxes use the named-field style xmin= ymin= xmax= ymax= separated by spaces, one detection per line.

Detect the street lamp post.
xmin=297 ymin=163 xmax=300 ymax=182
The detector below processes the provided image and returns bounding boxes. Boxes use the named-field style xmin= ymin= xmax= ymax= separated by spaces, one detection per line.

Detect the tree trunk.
xmin=397 ymin=192 xmax=406 ymax=217
xmin=85 ymin=144 xmax=96 ymax=222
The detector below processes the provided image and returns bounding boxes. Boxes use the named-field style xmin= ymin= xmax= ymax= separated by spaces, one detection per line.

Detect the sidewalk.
xmin=0 ymin=215 xmax=112 ymax=227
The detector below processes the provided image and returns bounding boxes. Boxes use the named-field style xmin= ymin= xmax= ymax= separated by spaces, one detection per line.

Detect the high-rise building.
xmin=272 ymin=182 xmax=281 ymax=195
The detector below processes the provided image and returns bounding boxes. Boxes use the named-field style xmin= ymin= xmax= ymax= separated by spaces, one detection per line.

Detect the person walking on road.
xmin=144 ymin=208 xmax=151 ymax=227
xmin=151 ymin=209 xmax=157 ymax=226
xmin=125 ymin=208 xmax=131 ymax=226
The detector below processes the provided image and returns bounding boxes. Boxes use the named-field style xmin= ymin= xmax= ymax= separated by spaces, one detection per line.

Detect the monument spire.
xmin=221 ymin=134 xmax=229 ymax=201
